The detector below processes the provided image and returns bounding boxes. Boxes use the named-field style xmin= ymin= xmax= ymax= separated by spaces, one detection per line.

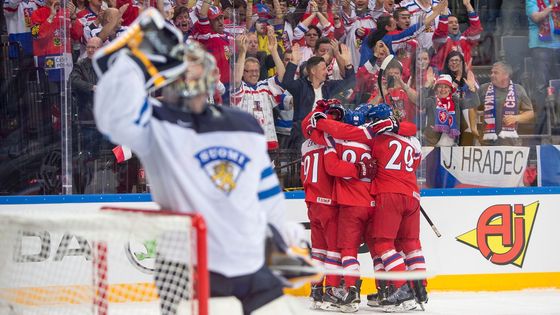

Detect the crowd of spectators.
xmin=1 ymin=0 xmax=560 ymax=193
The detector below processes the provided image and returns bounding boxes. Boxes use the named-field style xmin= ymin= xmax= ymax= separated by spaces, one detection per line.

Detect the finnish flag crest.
xmin=195 ymin=146 xmax=251 ymax=194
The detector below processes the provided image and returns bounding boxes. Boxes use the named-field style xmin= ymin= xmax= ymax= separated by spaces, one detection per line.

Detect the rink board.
xmin=0 ymin=188 xmax=559 ymax=304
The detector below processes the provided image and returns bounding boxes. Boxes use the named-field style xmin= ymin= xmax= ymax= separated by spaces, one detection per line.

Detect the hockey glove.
xmin=265 ymin=223 xmax=321 ymax=288
xmin=355 ymin=158 xmax=378 ymax=179
xmin=93 ymin=8 xmax=186 ymax=91
xmin=366 ymin=116 xmax=399 ymax=135
xmin=314 ymin=99 xmax=330 ymax=113
xmin=309 ymin=111 xmax=327 ymax=129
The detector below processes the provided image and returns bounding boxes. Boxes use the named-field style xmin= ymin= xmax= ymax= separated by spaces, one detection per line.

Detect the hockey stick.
xmin=377 ymin=54 xmax=395 ymax=102
xmin=420 ymin=206 xmax=441 ymax=237
xmin=272 ymin=265 xmax=434 ymax=281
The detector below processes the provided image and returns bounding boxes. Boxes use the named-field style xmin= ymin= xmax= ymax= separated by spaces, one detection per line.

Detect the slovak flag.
xmin=112 ymin=145 xmax=132 ymax=163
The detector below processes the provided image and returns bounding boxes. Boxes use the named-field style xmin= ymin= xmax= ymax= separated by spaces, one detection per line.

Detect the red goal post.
xmin=100 ymin=207 xmax=209 ymax=315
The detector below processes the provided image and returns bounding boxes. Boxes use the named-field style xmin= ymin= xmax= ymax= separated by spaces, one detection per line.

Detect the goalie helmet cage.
xmin=0 ymin=207 xmax=208 ymax=315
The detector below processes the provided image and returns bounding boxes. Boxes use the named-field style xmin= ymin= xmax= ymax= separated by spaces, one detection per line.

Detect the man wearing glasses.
xmin=231 ymin=30 xmax=288 ymax=151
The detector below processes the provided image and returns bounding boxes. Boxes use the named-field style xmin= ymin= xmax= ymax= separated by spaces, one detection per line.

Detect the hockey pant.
xmin=307 ymin=202 xmax=342 ymax=287
xmin=370 ymin=193 xmax=425 ymax=288
xmin=338 ymin=205 xmax=374 ymax=288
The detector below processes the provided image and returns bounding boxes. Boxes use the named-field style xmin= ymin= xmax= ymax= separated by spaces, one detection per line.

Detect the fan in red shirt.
xmin=310 ymin=104 xmax=428 ymax=312
xmin=192 ymin=3 xmax=233 ymax=103
xmin=31 ymin=0 xmax=73 ymax=81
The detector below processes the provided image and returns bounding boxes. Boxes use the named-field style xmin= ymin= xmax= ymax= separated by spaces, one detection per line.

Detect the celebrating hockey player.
xmin=93 ymin=9 xmax=307 ymax=315
xmin=308 ymin=99 xmax=428 ymax=312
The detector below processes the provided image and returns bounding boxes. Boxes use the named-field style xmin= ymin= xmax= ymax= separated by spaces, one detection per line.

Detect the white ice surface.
xmin=293 ymin=290 xmax=560 ymax=315
xmin=3 ymin=290 xmax=559 ymax=315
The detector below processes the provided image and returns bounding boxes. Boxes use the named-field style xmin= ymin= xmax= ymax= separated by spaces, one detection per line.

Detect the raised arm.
xmin=293 ymin=10 xmax=317 ymax=40
xmin=199 ymin=0 xmax=211 ymax=18
xmin=94 ymin=52 xmax=153 ymax=155
xmin=280 ymin=44 xmax=304 ymax=92
xmin=424 ymin=0 xmax=448 ymax=28
xmin=233 ymin=34 xmax=248 ymax=89
xmin=267 ymin=26 xmax=285 ymax=81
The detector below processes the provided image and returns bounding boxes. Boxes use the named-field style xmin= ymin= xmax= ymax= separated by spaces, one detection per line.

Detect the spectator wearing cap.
xmin=422 ymin=74 xmax=463 ymax=146
xmin=293 ymin=24 xmax=322 ymax=66
xmin=192 ymin=1 xmax=233 ymax=103
xmin=252 ymin=4 xmax=277 ymax=54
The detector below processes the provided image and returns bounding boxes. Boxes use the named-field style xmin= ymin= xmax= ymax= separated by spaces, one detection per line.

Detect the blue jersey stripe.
xmin=261 ymin=167 xmax=275 ymax=179
xmin=134 ymin=98 xmax=149 ymax=125
xmin=258 ymin=185 xmax=282 ymax=200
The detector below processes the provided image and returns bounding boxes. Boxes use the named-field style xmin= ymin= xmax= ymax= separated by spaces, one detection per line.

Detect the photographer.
xmin=368 ymin=58 xmax=417 ymax=123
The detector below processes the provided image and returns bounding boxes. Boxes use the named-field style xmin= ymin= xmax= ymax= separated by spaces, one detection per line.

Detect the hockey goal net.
xmin=0 ymin=206 xmax=208 ymax=315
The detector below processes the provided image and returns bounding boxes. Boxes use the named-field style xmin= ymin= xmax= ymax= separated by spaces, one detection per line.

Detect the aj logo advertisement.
xmin=456 ymin=202 xmax=539 ymax=268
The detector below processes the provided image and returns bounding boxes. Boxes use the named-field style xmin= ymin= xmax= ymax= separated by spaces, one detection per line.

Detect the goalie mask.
xmin=161 ymin=40 xmax=219 ymax=112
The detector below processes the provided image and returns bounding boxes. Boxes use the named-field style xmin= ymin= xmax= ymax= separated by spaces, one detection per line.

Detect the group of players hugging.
xmin=300 ymin=98 xmax=428 ymax=313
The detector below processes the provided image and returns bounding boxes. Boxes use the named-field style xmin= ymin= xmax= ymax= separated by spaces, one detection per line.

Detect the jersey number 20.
xmin=386 ymin=140 xmax=414 ymax=172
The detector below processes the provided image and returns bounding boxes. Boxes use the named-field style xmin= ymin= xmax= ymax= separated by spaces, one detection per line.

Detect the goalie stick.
xmin=271 ymin=264 xmax=434 ymax=281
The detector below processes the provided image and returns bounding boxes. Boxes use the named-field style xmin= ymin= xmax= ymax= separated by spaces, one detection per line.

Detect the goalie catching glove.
xmin=93 ymin=8 xmax=186 ymax=91
xmin=266 ymin=223 xmax=322 ymax=289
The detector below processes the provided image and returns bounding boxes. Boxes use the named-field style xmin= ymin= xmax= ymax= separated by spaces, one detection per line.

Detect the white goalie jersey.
xmin=94 ymin=52 xmax=287 ymax=277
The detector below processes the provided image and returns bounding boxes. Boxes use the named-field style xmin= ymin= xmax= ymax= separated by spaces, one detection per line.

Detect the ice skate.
xmin=320 ymin=286 xmax=344 ymax=311
xmin=367 ymin=284 xmax=388 ymax=307
xmin=339 ymin=286 xmax=360 ymax=313
xmin=410 ymin=280 xmax=428 ymax=311
xmin=310 ymin=284 xmax=323 ymax=309
xmin=381 ymin=283 xmax=417 ymax=313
